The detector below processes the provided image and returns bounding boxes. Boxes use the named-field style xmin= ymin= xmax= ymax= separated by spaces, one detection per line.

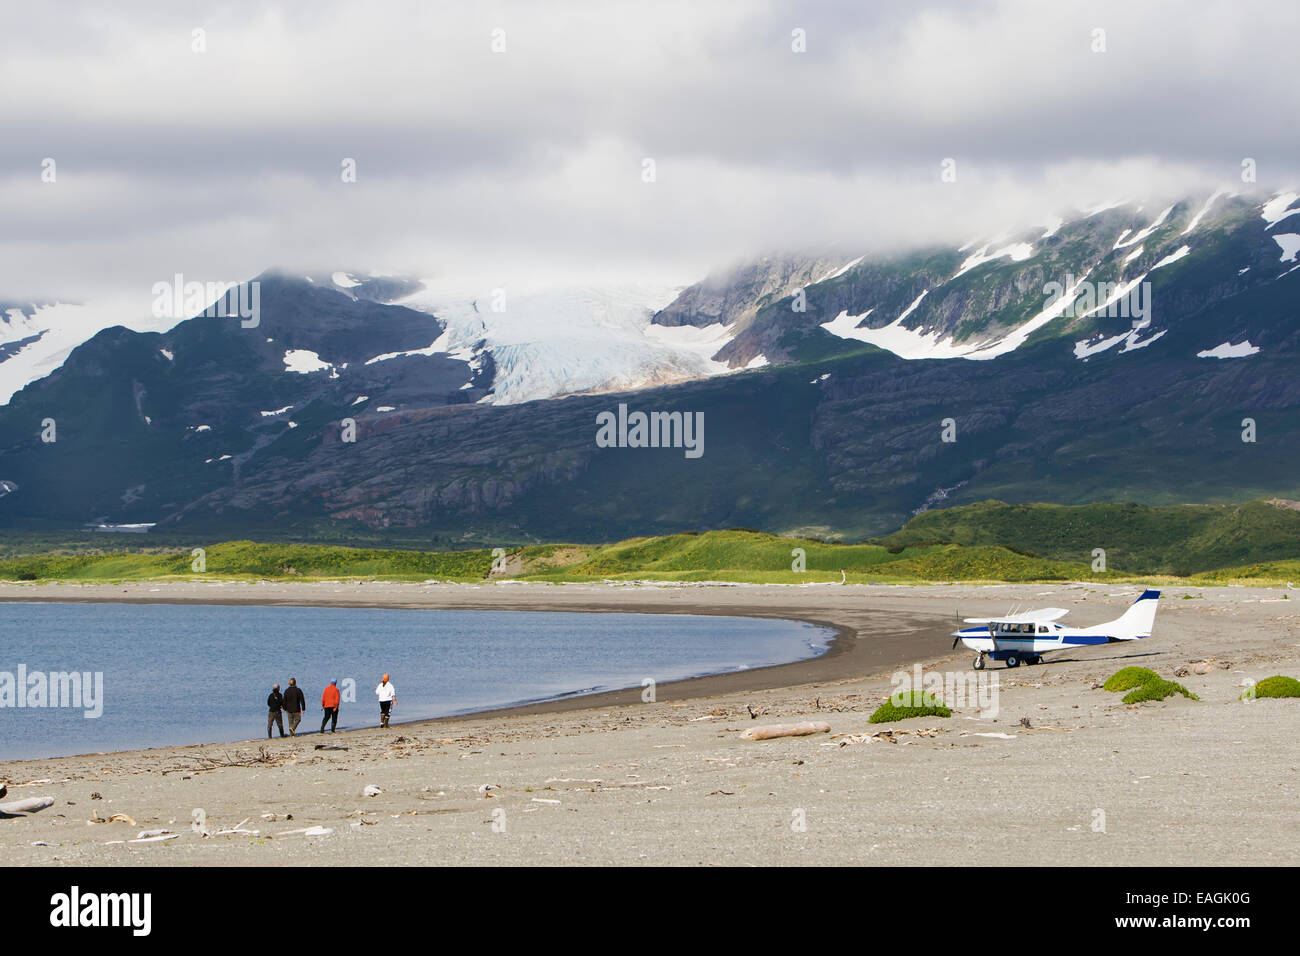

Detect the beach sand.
xmin=1 ymin=580 xmax=1297 ymax=866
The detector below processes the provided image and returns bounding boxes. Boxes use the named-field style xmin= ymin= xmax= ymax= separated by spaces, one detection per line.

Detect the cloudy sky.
xmin=2 ymin=0 xmax=1297 ymax=300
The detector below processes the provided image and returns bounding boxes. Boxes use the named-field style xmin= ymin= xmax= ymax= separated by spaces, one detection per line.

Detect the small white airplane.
xmin=951 ymin=589 xmax=1161 ymax=669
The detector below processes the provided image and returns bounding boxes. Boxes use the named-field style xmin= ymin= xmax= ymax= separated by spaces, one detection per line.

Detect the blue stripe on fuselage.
xmin=953 ymin=630 xmax=1121 ymax=646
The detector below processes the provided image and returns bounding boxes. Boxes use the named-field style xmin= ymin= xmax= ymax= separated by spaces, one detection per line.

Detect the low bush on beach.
xmin=1241 ymin=675 xmax=1300 ymax=700
xmin=1122 ymin=678 xmax=1198 ymax=704
xmin=870 ymin=690 xmax=952 ymax=723
xmin=1103 ymin=667 xmax=1162 ymax=692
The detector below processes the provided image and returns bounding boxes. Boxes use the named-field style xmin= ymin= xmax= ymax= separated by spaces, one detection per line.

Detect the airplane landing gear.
xmin=1005 ymin=654 xmax=1020 ymax=668
xmin=973 ymin=654 xmax=986 ymax=670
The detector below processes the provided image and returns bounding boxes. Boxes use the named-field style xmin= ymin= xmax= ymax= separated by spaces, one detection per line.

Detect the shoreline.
xmin=0 ymin=579 xmax=956 ymax=763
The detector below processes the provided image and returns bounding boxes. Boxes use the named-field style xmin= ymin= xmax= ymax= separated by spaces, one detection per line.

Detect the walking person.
xmin=267 ymin=684 xmax=286 ymax=738
xmin=375 ymin=674 xmax=396 ymax=729
xmin=320 ymin=679 xmax=341 ymax=734
xmin=283 ymin=677 xmax=306 ymax=737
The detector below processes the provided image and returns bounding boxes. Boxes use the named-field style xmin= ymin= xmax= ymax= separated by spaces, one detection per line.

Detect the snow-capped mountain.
xmin=3 ymin=188 xmax=1295 ymax=415
xmin=2 ymin=188 xmax=1298 ymax=539
xmin=665 ymin=189 xmax=1300 ymax=370
xmin=0 ymin=297 xmax=182 ymax=405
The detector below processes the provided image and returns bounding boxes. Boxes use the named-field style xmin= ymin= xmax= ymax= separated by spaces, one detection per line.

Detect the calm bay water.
xmin=0 ymin=602 xmax=832 ymax=760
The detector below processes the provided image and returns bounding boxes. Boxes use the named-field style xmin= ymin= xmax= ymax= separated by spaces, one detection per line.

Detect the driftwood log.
xmin=740 ymin=721 xmax=831 ymax=741
xmin=0 ymin=796 xmax=55 ymax=817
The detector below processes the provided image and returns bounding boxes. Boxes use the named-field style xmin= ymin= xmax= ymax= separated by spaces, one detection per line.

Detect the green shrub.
xmin=1122 ymin=679 xmax=1198 ymax=704
xmin=1242 ymin=675 xmax=1300 ymax=700
xmin=869 ymin=690 xmax=952 ymax=723
xmin=1103 ymin=667 xmax=1161 ymax=692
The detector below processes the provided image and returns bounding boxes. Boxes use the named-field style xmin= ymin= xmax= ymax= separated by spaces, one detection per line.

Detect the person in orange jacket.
xmin=320 ymin=679 xmax=341 ymax=734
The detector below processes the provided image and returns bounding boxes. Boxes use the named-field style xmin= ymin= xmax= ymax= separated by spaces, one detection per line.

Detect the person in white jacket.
xmin=375 ymin=674 xmax=397 ymax=729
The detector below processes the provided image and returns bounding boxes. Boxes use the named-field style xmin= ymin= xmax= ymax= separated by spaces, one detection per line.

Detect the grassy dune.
xmin=1 ymin=499 xmax=1297 ymax=585
xmin=880 ymin=499 xmax=1300 ymax=575
xmin=0 ymin=541 xmax=495 ymax=582
xmin=0 ymin=531 xmax=1100 ymax=585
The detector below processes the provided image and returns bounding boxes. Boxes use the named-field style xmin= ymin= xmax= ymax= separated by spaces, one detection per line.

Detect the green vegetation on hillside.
xmin=1 ymin=497 xmax=1299 ymax=585
xmin=0 ymin=541 xmax=494 ymax=582
xmin=0 ymin=532 xmax=1098 ymax=584
xmin=878 ymin=499 xmax=1300 ymax=576
xmin=514 ymin=532 xmax=1103 ymax=583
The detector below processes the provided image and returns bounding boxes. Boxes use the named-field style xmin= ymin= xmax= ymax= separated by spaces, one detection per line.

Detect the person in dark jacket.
xmin=283 ymin=678 xmax=306 ymax=736
xmin=267 ymin=684 xmax=286 ymax=738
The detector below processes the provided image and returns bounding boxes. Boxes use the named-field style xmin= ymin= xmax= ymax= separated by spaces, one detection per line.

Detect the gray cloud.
xmin=1 ymin=0 xmax=1296 ymax=300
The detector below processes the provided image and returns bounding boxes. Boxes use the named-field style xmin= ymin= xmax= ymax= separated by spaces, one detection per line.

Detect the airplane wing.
xmin=963 ymin=608 xmax=1070 ymax=624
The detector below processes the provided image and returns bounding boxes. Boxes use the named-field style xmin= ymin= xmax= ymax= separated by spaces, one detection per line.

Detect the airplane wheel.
xmin=1027 ymin=655 xmax=1041 ymax=665
xmin=973 ymin=655 xmax=985 ymax=670
xmin=1005 ymin=655 xmax=1020 ymax=668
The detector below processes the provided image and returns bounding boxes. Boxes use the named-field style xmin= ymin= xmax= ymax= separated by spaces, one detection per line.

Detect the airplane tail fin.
xmin=1107 ymin=589 xmax=1161 ymax=640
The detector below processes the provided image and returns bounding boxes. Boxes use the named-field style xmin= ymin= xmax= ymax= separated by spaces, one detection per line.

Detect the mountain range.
xmin=1 ymin=188 xmax=1298 ymax=542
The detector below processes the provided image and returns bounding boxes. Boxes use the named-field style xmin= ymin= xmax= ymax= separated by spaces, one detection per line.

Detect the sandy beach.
xmin=2 ymin=580 xmax=1297 ymax=866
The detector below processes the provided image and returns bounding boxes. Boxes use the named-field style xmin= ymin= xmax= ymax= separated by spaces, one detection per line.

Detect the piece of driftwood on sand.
xmin=0 ymin=796 xmax=55 ymax=817
xmin=740 ymin=721 xmax=831 ymax=741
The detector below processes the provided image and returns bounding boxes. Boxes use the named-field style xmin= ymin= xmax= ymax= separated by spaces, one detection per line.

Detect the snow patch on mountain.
xmin=1183 ymin=191 xmax=1227 ymax=235
xmin=1114 ymin=204 xmax=1175 ymax=249
xmin=821 ymin=307 xmax=978 ymax=359
xmin=954 ymin=242 xmax=1033 ymax=278
xmin=821 ymin=271 xmax=1098 ymax=362
xmin=1272 ymin=234 xmax=1300 ymax=263
xmin=283 ymin=349 xmax=333 ymax=374
xmin=1198 ymin=340 xmax=1260 ymax=359
xmin=1152 ymin=245 xmax=1191 ymax=269
xmin=1121 ymin=329 xmax=1167 ymax=353
xmin=896 ymin=290 xmax=929 ymax=323
xmin=817 ymin=256 xmax=865 ymax=283
xmin=364 ymin=341 xmax=444 ymax=365
xmin=1075 ymin=326 xmax=1167 ymax=360
xmin=1261 ymin=192 xmax=1300 ymax=227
